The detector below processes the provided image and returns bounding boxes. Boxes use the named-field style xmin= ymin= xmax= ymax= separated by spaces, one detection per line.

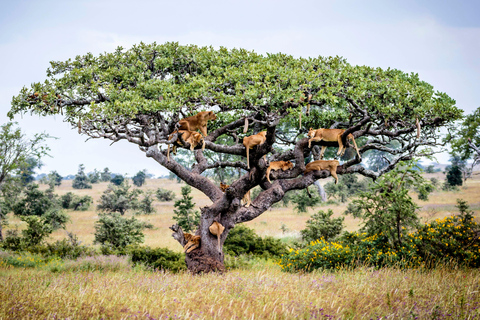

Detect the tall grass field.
xmin=1 ymin=172 xmax=479 ymax=319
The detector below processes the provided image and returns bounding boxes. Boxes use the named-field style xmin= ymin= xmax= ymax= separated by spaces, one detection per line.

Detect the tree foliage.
xmin=155 ymin=188 xmax=175 ymax=201
xmin=132 ymin=170 xmax=147 ymax=187
xmin=111 ymin=174 xmax=124 ymax=186
xmin=449 ymin=106 xmax=480 ymax=166
xmin=345 ymin=161 xmax=433 ymax=249
xmin=12 ymin=183 xmax=56 ymax=217
xmin=60 ymin=192 xmax=92 ymax=211
xmin=48 ymin=170 xmax=63 ymax=186
xmin=324 ymin=173 xmax=371 ymax=203
xmin=97 ymin=181 xmax=141 ymax=215
xmin=94 ymin=213 xmax=150 ymax=249
xmin=173 ymin=185 xmax=200 ymax=233
xmin=291 ymin=187 xmax=322 ymax=213
xmin=101 ymin=167 xmax=112 ymax=182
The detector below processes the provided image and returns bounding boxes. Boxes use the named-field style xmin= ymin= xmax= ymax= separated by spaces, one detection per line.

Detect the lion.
xmin=183 ymin=233 xmax=201 ymax=253
xmin=266 ymin=161 xmax=294 ymax=183
xmin=167 ymin=130 xmax=205 ymax=161
xmin=304 ymin=160 xmax=340 ymax=184
xmin=178 ymin=111 xmax=217 ymax=137
xmin=219 ymin=182 xmax=229 ymax=192
xmin=243 ymin=131 xmax=267 ymax=169
xmin=307 ymin=128 xmax=361 ymax=159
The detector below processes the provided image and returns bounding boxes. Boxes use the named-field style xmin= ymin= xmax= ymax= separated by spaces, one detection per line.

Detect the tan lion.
xmin=167 ymin=130 xmax=205 ymax=161
xmin=243 ymin=131 xmax=267 ymax=169
xmin=307 ymin=128 xmax=360 ymax=159
xmin=304 ymin=160 xmax=340 ymax=184
xmin=178 ymin=111 xmax=217 ymax=137
xmin=266 ymin=161 xmax=294 ymax=183
xmin=183 ymin=233 xmax=201 ymax=253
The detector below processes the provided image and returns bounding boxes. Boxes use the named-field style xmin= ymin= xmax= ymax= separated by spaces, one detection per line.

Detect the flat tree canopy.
xmin=9 ymin=42 xmax=462 ymax=272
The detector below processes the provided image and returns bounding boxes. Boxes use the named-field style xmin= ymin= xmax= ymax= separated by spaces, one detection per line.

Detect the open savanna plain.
xmin=1 ymin=172 xmax=479 ymax=319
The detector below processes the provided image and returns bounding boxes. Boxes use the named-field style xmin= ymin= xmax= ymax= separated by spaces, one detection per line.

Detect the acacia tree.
xmin=9 ymin=42 xmax=461 ymax=272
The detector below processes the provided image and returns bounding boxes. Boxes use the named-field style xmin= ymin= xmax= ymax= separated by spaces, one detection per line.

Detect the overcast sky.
xmin=1 ymin=0 xmax=479 ymax=177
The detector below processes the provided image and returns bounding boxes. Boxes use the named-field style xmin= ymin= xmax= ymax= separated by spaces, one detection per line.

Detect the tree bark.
xmin=170 ymin=206 xmax=232 ymax=274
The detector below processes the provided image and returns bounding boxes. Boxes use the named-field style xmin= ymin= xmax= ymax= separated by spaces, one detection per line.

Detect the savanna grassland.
xmin=1 ymin=172 xmax=480 ymax=319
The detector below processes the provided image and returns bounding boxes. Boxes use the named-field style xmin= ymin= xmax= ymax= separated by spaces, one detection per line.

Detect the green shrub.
xmin=21 ymin=215 xmax=53 ymax=246
xmin=134 ymin=190 xmax=156 ymax=215
xmin=224 ymin=225 xmax=287 ymax=258
xmin=128 ymin=245 xmax=186 ymax=273
xmin=300 ymin=209 xmax=344 ymax=243
xmin=12 ymin=183 xmax=56 ymax=216
xmin=0 ymin=229 xmax=25 ymax=251
xmin=60 ymin=192 xmax=92 ymax=211
xmin=280 ymin=209 xmax=480 ymax=272
xmin=155 ymin=188 xmax=175 ymax=201
xmin=29 ymin=239 xmax=97 ymax=259
xmin=279 ymin=239 xmax=354 ymax=272
xmin=111 ymin=174 xmax=124 ymax=186
xmin=72 ymin=164 xmax=92 ymax=189
xmin=94 ymin=213 xmax=149 ymax=249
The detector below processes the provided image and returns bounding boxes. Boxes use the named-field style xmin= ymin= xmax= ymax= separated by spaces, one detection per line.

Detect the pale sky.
xmin=1 ymin=0 xmax=479 ymax=177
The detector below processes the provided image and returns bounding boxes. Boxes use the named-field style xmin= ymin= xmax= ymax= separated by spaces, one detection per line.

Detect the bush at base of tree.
xmin=156 ymin=188 xmax=175 ymax=201
xmin=223 ymin=225 xmax=288 ymax=258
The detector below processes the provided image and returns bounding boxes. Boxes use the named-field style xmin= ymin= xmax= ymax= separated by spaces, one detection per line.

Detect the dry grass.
xmin=4 ymin=172 xmax=480 ymax=253
xmin=0 ymin=265 xmax=479 ymax=319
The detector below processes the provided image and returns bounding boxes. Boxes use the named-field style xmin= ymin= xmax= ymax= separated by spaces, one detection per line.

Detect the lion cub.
xmin=304 ymin=160 xmax=339 ymax=184
xmin=266 ymin=161 xmax=294 ymax=183
xmin=167 ymin=130 xmax=205 ymax=161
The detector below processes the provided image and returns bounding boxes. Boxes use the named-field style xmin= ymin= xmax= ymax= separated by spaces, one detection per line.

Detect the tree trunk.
xmin=170 ymin=208 xmax=230 ymax=274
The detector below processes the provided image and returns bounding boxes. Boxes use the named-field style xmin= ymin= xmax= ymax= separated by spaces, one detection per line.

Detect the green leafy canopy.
xmin=9 ymin=42 xmax=461 ymax=131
